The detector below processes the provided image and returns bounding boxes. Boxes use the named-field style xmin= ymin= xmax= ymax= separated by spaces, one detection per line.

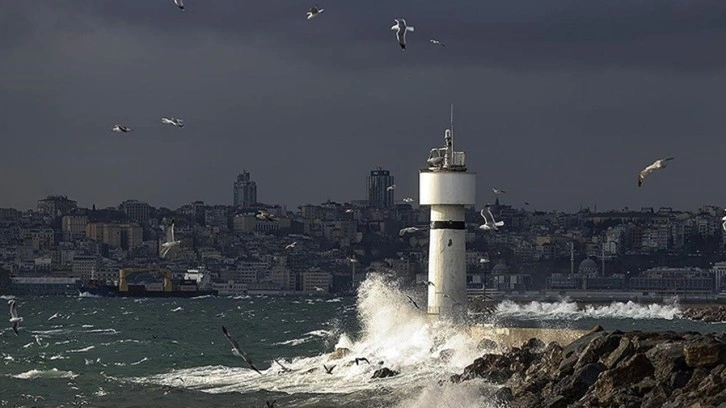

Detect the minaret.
xmin=420 ymin=106 xmax=476 ymax=319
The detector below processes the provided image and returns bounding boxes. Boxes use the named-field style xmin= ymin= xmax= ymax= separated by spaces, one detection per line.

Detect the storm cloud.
xmin=1 ymin=0 xmax=725 ymax=212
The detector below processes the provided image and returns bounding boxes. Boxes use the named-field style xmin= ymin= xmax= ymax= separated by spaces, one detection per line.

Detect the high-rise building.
xmin=233 ymin=170 xmax=257 ymax=208
xmin=367 ymin=168 xmax=394 ymax=209
xmin=120 ymin=200 xmax=150 ymax=224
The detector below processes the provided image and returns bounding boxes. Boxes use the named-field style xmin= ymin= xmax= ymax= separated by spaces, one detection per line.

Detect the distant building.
xmin=85 ymin=223 xmax=143 ymax=250
xmin=73 ymin=256 xmax=100 ymax=281
xmin=233 ymin=171 xmax=257 ymax=208
xmin=367 ymin=168 xmax=394 ymax=209
xmin=62 ymin=215 xmax=89 ymax=240
xmin=120 ymin=200 xmax=150 ymax=224
xmin=37 ymin=195 xmax=77 ymax=217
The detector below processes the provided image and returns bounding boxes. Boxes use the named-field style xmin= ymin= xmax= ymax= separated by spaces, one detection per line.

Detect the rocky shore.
xmin=684 ymin=306 xmax=726 ymax=323
xmin=453 ymin=326 xmax=726 ymax=407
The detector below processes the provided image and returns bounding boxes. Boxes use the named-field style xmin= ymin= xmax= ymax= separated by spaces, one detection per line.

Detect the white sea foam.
xmin=67 ymin=346 xmax=95 ymax=353
xmin=10 ymin=368 xmax=78 ymax=379
xmin=495 ymin=299 xmax=682 ymax=320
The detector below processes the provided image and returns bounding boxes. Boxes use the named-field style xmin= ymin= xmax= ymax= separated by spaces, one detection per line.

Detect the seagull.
xmin=8 ymin=299 xmax=22 ymax=335
xmin=161 ymin=117 xmax=184 ymax=128
xmin=443 ymin=293 xmax=460 ymax=304
xmin=266 ymin=401 xmax=276 ymax=408
xmin=285 ymin=242 xmax=298 ymax=250
xmin=429 ymin=39 xmax=445 ymax=46
xmin=721 ymin=214 xmax=726 ymax=232
xmin=420 ymin=280 xmax=435 ymax=287
xmin=257 ymin=209 xmax=278 ymax=222
xmin=386 ymin=184 xmax=396 ymax=191
xmin=160 ymin=220 xmax=181 ymax=258
xmin=402 ymin=197 xmax=414 ymax=203
xmin=391 ymin=18 xmax=414 ymax=49
xmin=354 ymin=357 xmax=370 ymax=365
xmin=112 ymin=125 xmax=132 ymax=133
xmin=173 ymin=0 xmax=184 ymax=10
xmin=314 ymin=286 xmax=325 ymax=292
xmin=479 ymin=205 xmax=504 ymax=231
xmin=349 ymin=257 xmax=358 ymax=263
xmin=345 ymin=208 xmax=354 ymax=213
xmin=638 ymin=157 xmax=675 ymax=187
xmin=492 ymin=188 xmax=506 ymax=194
xmin=399 ymin=226 xmax=422 ymax=237
xmin=221 ymin=326 xmax=262 ymax=375
xmin=406 ymin=295 xmax=420 ymax=310
xmin=323 ymin=364 xmax=335 ymax=374
xmin=479 ymin=258 xmax=490 ymax=264
xmin=274 ymin=359 xmax=290 ymax=372
xmin=307 ymin=5 xmax=324 ymax=19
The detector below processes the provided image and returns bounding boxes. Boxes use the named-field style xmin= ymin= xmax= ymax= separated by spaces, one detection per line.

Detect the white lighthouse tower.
xmin=419 ymin=106 xmax=476 ymax=319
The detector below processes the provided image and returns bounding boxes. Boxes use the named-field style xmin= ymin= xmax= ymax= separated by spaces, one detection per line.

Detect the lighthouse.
xmin=419 ymin=107 xmax=476 ymax=318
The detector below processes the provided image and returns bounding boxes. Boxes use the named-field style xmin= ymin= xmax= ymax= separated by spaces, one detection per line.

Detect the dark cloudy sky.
xmin=2 ymin=0 xmax=725 ymax=212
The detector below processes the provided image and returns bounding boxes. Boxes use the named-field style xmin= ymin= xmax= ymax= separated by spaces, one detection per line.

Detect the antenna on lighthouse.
xmin=450 ymin=104 xmax=454 ymax=150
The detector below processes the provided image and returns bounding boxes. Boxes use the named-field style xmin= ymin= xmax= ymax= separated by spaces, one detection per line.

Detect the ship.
xmin=80 ymin=267 xmax=218 ymax=298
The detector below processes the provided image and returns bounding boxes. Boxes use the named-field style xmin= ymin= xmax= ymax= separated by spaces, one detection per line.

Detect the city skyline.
xmin=2 ymin=2 xmax=726 ymax=211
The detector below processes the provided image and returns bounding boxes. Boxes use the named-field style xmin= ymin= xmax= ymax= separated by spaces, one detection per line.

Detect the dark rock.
xmin=554 ymin=362 xmax=605 ymax=402
xmin=523 ymin=337 xmax=546 ymax=352
xmin=492 ymin=387 xmax=513 ymax=404
xmin=371 ymin=367 xmax=399 ymax=379
xmin=543 ymin=395 xmax=568 ymax=408
xmin=509 ymin=391 xmax=543 ymax=408
xmin=669 ymin=370 xmax=691 ymax=390
xmin=641 ymin=385 xmax=668 ymax=408
xmin=684 ymin=341 xmax=726 ymax=368
xmin=646 ymin=342 xmax=687 ymax=381
xmin=601 ymin=336 xmax=633 ymax=369
xmin=684 ymin=306 xmax=726 ymax=323
xmin=477 ymin=338 xmax=498 ymax=351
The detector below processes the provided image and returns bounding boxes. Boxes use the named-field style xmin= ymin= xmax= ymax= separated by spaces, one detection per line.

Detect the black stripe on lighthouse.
xmin=430 ymin=221 xmax=466 ymax=230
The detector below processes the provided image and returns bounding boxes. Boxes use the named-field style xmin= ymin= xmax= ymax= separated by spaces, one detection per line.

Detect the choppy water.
xmin=2 ymin=275 xmax=725 ymax=408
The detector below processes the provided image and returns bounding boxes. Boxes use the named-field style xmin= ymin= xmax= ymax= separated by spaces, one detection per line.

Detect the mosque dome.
xmin=578 ymin=258 xmax=599 ymax=276
xmin=492 ymin=262 xmax=509 ymax=275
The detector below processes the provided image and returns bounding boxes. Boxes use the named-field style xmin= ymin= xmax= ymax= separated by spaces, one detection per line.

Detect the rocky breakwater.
xmin=451 ymin=326 xmax=726 ymax=407
xmin=684 ymin=306 xmax=726 ymax=323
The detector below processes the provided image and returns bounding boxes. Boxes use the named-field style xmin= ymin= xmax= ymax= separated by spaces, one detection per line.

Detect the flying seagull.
xmin=429 ymin=39 xmax=445 ymax=46
xmin=221 ymin=326 xmax=262 ymax=375
xmin=391 ymin=19 xmax=414 ymax=49
xmin=638 ymin=157 xmax=675 ymax=187
xmin=8 ymin=299 xmax=22 ymax=336
xmin=386 ymin=184 xmax=396 ymax=191
xmin=420 ymin=280 xmax=435 ymax=287
xmin=161 ymin=117 xmax=184 ymax=128
xmin=722 ymin=213 xmax=726 ymax=233
xmin=492 ymin=188 xmax=506 ymax=194
xmin=323 ymin=364 xmax=335 ymax=374
xmin=345 ymin=208 xmax=354 ymax=213
xmin=160 ymin=220 xmax=181 ymax=258
xmin=406 ymin=295 xmax=420 ymax=310
xmin=285 ymin=242 xmax=298 ymax=250
xmin=479 ymin=205 xmax=504 ymax=231
xmin=112 ymin=125 xmax=132 ymax=133
xmin=354 ymin=357 xmax=370 ymax=365
xmin=402 ymin=197 xmax=414 ymax=203
xmin=266 ymin=401 xmax=276 ymax=408
xmin=399 ymin=226 xmax=422 ymax=237
xmin=173 ymin=0 xmax=184 ymax=10
xmin=274 ymin=359 xmax=291 ymax=372
xmin=443 ymin=293 xmax=460 ymax=305
xmin=307 ymin=6 xmax=324 ymax=19
xmin=257 ymin=209 xmax=278 ymax=222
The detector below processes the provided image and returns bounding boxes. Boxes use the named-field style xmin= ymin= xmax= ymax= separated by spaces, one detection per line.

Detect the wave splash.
xmin=133 ymin=273 xmax=495 ymax=408
xmin=495 ymin=299 xmax=682 ymax=320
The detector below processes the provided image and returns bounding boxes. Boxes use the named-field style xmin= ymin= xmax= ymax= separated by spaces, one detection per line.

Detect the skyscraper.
xmin=233 ymin=170 xmax=257 ymax=208
xmin=367 ymin=168 xmax=394 ymax=209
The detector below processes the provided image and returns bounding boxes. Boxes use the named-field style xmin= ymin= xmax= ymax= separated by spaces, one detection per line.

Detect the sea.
xmin=2 ymin=274 xmax=725 ymax=408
